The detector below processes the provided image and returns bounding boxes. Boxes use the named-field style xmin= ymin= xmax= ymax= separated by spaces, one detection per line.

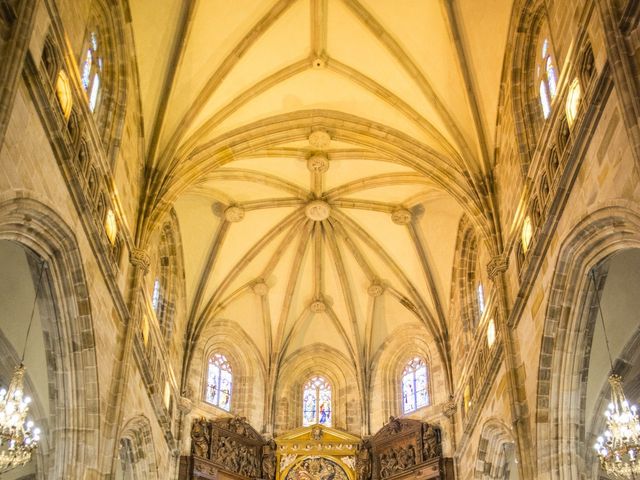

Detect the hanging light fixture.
xmin=591 ymin=270 xmax=640 ymax=478
xmin=0 ymin=261 xmax=45 ymax=472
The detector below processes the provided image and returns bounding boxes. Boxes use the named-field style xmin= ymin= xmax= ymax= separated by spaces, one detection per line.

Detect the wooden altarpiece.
xmin=275 ymin=424 xmax=361 ymax=480
xmin=179 ymin=416 xmax=269 ymax=480
xmin=368 ymin=417 xmax=452 ymax=480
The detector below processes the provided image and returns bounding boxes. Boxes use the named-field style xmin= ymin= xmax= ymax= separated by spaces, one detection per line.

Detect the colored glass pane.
xmin=402 ymin=357 xmax=429 ymax=414
xmin=205 ymin=353 xmax=232 ymax=411
xmin=89 ymin=74 xmax=100 ymax=112
xmin=546 ymin=57 xmax=557 ymax=98
xmin=477 ymin=283 xmax=485 ymax=316
xmin=152 ymin=278 xmax=161 ymax=311
xmin=540 ymin=81 xmax=551 ymax=119
xmin=81 ymin=50 xmax=92 ymax=90
xmin=302 ymin=376 xmax=331 ymax=426
xmin=80 ymin=30 xmax=102 ymax=112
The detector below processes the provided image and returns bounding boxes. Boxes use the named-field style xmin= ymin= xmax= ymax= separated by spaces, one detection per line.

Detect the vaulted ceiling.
xmin=129 ymin=0 xmax=513 ymax=383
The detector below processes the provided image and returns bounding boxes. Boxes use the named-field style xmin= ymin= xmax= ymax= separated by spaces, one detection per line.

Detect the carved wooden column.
xmin=0 ymin=0 xmax=39 ymax=147
xmin=487 ymin=254 xmax=534 ymax=479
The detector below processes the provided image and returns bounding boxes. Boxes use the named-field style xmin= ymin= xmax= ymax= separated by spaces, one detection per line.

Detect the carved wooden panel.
xmin=369 ymin=418 xmax=444 ymax=480
xmin=187 ymin=416 xmax=267 ymax=480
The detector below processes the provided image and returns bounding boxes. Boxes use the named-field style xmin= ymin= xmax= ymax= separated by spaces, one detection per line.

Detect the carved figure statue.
xmin=191 ymin=417 xmax=210 ymax=458
xmin=262 ymin=440 xmax=277 ymax=480
xmin=387 ymin=416 xmax=402 ymax=434
xmin=422 ymin=424 xmax=439 ymax=460
xmin=355 ymin=442 xmax=371 ymax=480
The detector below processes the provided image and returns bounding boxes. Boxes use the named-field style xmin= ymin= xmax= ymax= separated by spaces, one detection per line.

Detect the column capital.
xmin=487 ymin=253 xmax=509 ymax=281
xmin=129 ymin=248 xmax=151 ymax=273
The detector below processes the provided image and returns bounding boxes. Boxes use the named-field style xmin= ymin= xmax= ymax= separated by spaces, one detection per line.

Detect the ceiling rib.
xmin=341 ymin=0 xmax=480 ymax=174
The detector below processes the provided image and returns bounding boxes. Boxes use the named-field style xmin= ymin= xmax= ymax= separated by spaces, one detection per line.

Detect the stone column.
xmin=100 ymin=247 xmax=150 ymax=477
xmin=487 ymin=254 xmax=534 ymax=479
xmin=0 ymin=0 xmax=39 ymax=147
xmin=596 ymin=0 xmax=640 ymax=168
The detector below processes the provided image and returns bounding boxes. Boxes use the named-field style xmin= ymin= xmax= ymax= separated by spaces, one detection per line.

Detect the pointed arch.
xmin=78 ymin=0 xmax=128 ymax=165
xmin=0 ymin=194 xmax=100 ymax=477
xmin=536 ymin=203 xmax=640 ymax=477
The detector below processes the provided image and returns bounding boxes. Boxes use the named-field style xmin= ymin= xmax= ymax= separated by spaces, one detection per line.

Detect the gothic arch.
xmin=189 ymin=319 xmax=266 ymax=427
xmin=150 ymin=210 xmax=186 ymax=349
xmin=535 ymin=203 xmax=640 ymax=478
xmin=450 ymin=215 xmax=483 ymax=335
xmin=77 ymin=0 xmax=128 ymax=165
xmin=275 ymin=343 xmax=359 ymax=435
xmin=0 ymin=194 xmax=100 ymax=478
xmin=115 ymin=415 xmax=158 ymax=479
xmin=473 ymin=418 xmax=516 ymax=479
xmin=509 ymin=0 xmax=554 ymax=168
xmin=369 ymin=324 xmax=447 ymax=430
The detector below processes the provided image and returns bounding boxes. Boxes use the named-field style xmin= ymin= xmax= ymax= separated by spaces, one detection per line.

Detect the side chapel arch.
xmin=536 ymin=204 xmax=640 ymax=478
xmin=0 ymin=194 xmax=100 ymax=477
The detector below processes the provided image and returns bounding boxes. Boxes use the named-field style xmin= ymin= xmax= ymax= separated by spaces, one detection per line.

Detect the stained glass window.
xmin=151 ymin=278 xmax=161 ymax=312
xmin=402 ymin=357 xmax=429 ymax=414
xmin=540 ymin=81 xmax=551 ymax=119
xmin=477 ymin=283 xmax=485 ymax=316
xmin=205 ymin=353 xmax=232 ymax=411
xmin=80 ymin=30 xmax=102 ymax=112
xmin=536 ymin=30 xmax=559 ymax=119
xmin=302 ymin=376 xmax=332 ymax=426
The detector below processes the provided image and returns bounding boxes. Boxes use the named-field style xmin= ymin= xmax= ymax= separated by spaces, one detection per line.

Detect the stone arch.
xmin=509 ymin=0 xmax=554 ymax=168
xmin=275 ymin=343 xmax=359 ymax=435
xmin=535 ymin=203 xmax=640 ymax=478
xmin=450 ymin=215 xmax=483 ymax=335
xmin=115 ymin=415 xmax=158 ymax=479
xmin=369 ymin=324 xmax=447 ymax=431
xmin=188 ymin=319 xmax=266 ymax=427
xmin=78 ymin=0 xmax=128 ymax=165
xmin=150 ymin=210 xmax=186 ymax=348
xmin=0 ymin=194 xmax=100 ymax=478
xmin=474 ymin=418 xmax=516 ymax=479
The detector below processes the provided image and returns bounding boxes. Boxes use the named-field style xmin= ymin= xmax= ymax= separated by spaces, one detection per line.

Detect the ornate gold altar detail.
xmin=275 ymin=424 xmax=361 ymax=480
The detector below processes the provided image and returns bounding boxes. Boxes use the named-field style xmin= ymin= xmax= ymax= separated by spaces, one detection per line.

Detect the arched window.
xmin=536 ymin=29 xmax=558 ymax=119
xmin=302 ymin=376 xmax=332 ymax=426
xmin=402 ymin=357 xmax=429 ymax=414
xmin=80 ymin=28 xmax=103 ymax=113
xmin=205 ymin=353 xmax=232 ymax=411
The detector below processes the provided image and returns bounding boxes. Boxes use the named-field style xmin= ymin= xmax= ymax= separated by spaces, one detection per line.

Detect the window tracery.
xmin=80 ymin=29 xmax=103 ymax=113
xmin=536 ymin=30 xmax=558 ymax=119
xmin=302 ymin=376 xmax=332 ymax=426
xmin=205 ymin=353 xmax=232 ymax=411
xmin=402 ymin=357 xmax=429 ymax=414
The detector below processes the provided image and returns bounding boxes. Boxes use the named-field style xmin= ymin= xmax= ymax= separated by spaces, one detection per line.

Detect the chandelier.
xmin=590 ymin=271 xmax=640 ymax=478
xmin=0 ymin=364 xmax=41 ymax=471
xmin=0 ymin=261 xmax=45 ymax=472
xmin=594 ymin=374 xmax=640 ymax=477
